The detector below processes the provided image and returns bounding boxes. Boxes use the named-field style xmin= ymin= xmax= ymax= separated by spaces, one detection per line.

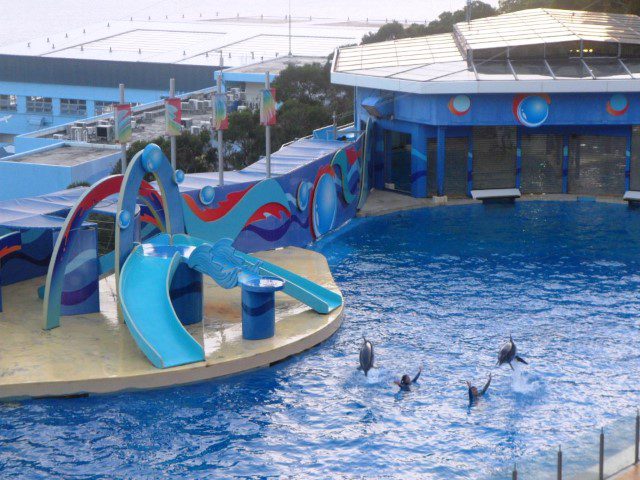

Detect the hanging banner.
xmin=114 ymin=104 xmax=132 ymax=143
xmin=213 ymin=93 xmax=228 ymax=130
xmin=260 ymin=88 xmax=277 ymax=126
xmin=165 ymin=97 xmax=182 ymax=136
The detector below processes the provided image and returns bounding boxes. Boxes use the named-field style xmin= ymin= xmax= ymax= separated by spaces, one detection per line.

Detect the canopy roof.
xmin=332 ymin=8 xmax=640 ymax=94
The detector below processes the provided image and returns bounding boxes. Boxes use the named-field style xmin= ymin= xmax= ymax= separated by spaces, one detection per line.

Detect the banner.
xmin=260 ymin=88 xmax=277 ymax=126
xmin=165 ymin=97 xmax=182 ymax=136
xmin=213 ymin=93 xmax=228 ymax=130
xmin=114 ymin=104 xmax=132 ymax=143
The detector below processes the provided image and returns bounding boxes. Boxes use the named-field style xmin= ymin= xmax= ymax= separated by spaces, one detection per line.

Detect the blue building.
xmin=0 ymin=17 xmax=372 ymax=141
xmin=332 ymin=8 xmax=640 ymax=199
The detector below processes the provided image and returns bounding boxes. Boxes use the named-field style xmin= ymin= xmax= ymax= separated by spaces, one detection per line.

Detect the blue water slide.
xmin=118 ymin=244 xmax=205 ymax=369
xmin=174 ymin=234 xmax=342 ymax=314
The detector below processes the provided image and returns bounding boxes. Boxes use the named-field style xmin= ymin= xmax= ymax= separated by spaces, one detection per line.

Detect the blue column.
xmin=373 ymin=125 xmax=385 ymax=189
xmin=16 ymin=96 xmax=27 ymax=114
xmin=562 ymin=134 xmax=569 ymax=193
xmin=516 ymin=127 xmax=522 ymax=189
xmin=467 ymin=132 xmax=473 ymax=197
xmin=411 ymin=126 xmax=428 ymax=198
xmin=625 ymin=126 xmax=632 ymax=191
xmin=436 ymin=126 xmax=446 ymax=196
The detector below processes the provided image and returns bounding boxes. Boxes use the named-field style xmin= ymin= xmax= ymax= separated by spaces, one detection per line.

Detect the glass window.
xmin=475 ymin=60 xmax=514 ymax=79
xmin=582 ymin=41 xmax=618 ymax=58
xmin=546 ymin=41 xmax=581 ymax=59
xmin=547 ymin=58 xmax=591 ymax=78
xmin=586 ymin=59 xmax=630 ymax=79
xmin=60 ymin=98 xmax=87 ymax=116
xmin=0 ymin=94 xmax=17 ymax=111
xmin=26 ymin=96 xmax=52 ymax=114
xmin=511 ymin=60 xmax=552 ymax=79
xmin=95 ymin=101 xmax=115 ymax=115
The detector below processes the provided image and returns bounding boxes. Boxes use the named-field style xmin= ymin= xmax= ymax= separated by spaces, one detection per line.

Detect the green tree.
xmin=111 ymin=130 xmax=215 ymax=175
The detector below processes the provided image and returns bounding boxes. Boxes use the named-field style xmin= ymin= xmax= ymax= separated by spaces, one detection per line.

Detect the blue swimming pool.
xmin=2 ymin=201 xmax=639 ymax=479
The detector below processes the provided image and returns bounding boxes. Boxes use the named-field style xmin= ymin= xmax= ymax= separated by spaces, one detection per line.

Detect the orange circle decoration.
xmin=448 ymin=95 xmax=471 ymax=116
xmin=606 ymin=94 xmax=629 ymax=116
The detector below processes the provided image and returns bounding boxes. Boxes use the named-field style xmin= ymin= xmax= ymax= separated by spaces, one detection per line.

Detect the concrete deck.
xmin=358 ymin=189 xmax=626 ymax=217
xmin=0 ymin=247 xmax=342 ymax=400
xmin=614 ymin=464 xmax=640 ymax=480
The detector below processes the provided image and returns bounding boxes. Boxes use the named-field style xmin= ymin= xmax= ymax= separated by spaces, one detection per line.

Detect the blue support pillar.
xmin=625 ymin=126 xmax=632 ymax=191
xmin=516 ymin=127 xmax=522 ymax=189
xmin=562 ymin=134 xmax=569 ymax=193
xmin=411 ymin=126 xmax=428 ymax=198
xmin=467 ymin=132 xmax=474 ymax=197
xmin=373 ymin=125 xmax=385 ymax=189
xmin=436 ymin=126 xmax=446 ymax=196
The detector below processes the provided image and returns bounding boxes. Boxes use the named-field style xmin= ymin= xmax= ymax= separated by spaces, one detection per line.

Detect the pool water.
xmin=2 ymin=202 xmax=640 ymax=479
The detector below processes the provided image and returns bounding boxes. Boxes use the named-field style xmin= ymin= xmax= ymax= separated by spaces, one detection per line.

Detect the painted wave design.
xmin=244 ymin=213 xmax=309 ymax=242
xmin=182 ymin=179 xmax=291 ymax=244
xmin=61 ymin=279 xmax=98 ymax=306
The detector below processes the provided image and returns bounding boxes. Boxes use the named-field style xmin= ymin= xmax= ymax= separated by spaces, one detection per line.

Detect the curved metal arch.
xmin=43 ymin=175 xmax=164 ymax=330
xmin=114 ymin=145 xmax=185 ymax=286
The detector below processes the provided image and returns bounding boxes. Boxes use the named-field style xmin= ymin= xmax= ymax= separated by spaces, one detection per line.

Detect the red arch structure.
xmin=43 ymin=175 xmax=163 ymax=330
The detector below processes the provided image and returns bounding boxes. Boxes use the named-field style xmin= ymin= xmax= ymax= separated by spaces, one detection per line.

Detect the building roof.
xmin=331 ymin=8 xmax=640 ymax=94
xmin=0 ymin=18 xmax=369 ymax=69
xmin=455 ymin=8 xmax=640 ymax=52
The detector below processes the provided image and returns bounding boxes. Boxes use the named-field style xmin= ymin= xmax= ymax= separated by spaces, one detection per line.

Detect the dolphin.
xmin=359 ymin=338 xmax=374 ymax=376
xmin=497 ymin=335 xmax=528 ymax=370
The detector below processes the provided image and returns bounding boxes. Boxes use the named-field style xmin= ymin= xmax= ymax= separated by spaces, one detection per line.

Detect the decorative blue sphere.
xmin=518 ymin=96 xmax=549 ymax=127
xmin=141 ymin=144 xmax=163 ymax=172
xmin=312 ymin=174 xmax=337 ymax=236
xmin=199 ymin=185 xmax=215 ymax=205
xmin=173 ymin=169 xmax=185 ymax=184
xmin=297 ymin=181 xmax=312 ymax=211
xmin=118 ymin=209 xmax=132 ymax=229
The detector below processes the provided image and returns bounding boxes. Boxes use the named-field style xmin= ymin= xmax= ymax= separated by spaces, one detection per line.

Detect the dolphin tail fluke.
xmin=515 ymin=356 xmax=528 ymax=365
xmin=364 ymin=370 xmax=368 ymax=377
xmin=509 ymin=362 xmax=514 ymax=371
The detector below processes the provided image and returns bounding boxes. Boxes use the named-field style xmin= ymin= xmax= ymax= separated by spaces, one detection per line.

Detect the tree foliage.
xmin=222 ymin=62 xmax=353 ymax=169
xmin=111 ymin=130 xmax=215 ymax=175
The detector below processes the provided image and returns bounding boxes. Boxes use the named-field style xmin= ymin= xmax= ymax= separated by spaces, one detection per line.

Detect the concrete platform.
xmin=0 ymin=247 xmax=343 ymax=400
xmin=358 ymin=189 xmax=627 ymax=218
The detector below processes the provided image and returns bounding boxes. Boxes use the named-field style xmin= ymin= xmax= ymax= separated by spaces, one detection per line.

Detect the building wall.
xmin=0 ymin=144 xmax=121 ymax=200
xmin=356 ymin=87 xmax=638 ymax=198
xmin=0 ymin=81 xmax=169 ymax=135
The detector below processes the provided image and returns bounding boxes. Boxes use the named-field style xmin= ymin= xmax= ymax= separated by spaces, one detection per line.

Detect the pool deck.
xmin=358 ymin=190 xmax=626 ymax=217
xmin=614 ymin=465 xmax=640 ymax=480
xmin=0 ymin=247 xmax=343 ymax=400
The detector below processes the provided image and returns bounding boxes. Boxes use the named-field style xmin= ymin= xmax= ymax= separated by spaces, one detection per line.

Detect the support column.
xmin=516 ymin=127 xmax=522 ymax=189
xmin=411 ymin=125 xmax=428 ymax=198
xmin=436 ymin=126 xmax=446 ymax=196
xmin=626 ymin=126 xmax=632 ymax=191
xmin=467 ymin=131 xmax=473 ymax=197
xmin=373 ymin=125 xmax=385 ymax=189
xmin=562 ymin=134 xmax=569 ymax=194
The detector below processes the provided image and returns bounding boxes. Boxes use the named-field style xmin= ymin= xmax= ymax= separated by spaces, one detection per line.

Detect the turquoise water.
xmin=1 ymin=202 xmax=640 ymax=478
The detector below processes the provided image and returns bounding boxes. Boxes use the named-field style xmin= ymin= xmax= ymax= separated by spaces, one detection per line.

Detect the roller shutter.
xmin=568 ymin=135 xmax=626 ymax=195
xmin=520 ymin=134 xmax=563 ymax=194
xmin=427 ymin=137 xmax=469 ymax=197
xmin=630 ymin=127 xmax=640 ymax=191
xmin=472 ymin=127 xmax=517 ymax=189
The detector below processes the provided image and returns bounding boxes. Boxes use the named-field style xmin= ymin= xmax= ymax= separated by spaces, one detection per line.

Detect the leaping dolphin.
xmin=497 ymin=335 xmax=528 ymax=370
xmin=359 ymin=338 xmax=374 ymax=376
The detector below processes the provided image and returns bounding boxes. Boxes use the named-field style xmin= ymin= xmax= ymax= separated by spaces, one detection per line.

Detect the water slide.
xmin=173 ymin=235 xmax=343 ymax=314
xmin=119 ymin=234 xmax=342 ymax=369
xmin=118 ymin=244 xmax=205 ymax=369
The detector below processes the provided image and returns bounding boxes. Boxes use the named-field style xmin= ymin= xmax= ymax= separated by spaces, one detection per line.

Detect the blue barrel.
xmin=239 ymin=275 xmax=285 ymax=340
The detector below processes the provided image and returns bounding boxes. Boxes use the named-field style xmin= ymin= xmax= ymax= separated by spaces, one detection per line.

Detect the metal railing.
xmin=507 ymin=410 xmax=640 ymax=479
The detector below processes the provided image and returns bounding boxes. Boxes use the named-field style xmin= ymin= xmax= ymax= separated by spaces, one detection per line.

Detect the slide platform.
xmin=119 ymin=234 xmax=342 ymax=369
xmin=118 ymin=243 xmax=205 ymax=369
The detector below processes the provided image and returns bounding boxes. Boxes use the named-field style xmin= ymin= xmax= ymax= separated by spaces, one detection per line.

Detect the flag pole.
xmin=265 ymin=71 xmax=271 ymax=178
xmin=216 ymin=73 xmax=224 ymax=186
xmin=119 ymin=83 xmax=126 ymax=171
xmin=169 ymin=78 xmax=176 ymax=170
